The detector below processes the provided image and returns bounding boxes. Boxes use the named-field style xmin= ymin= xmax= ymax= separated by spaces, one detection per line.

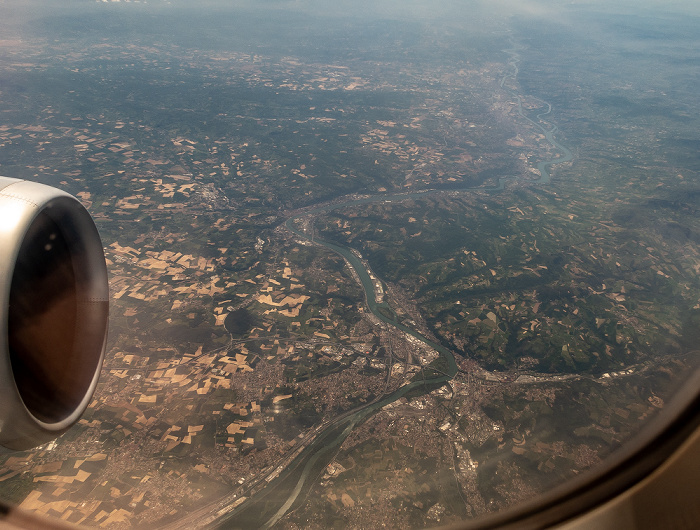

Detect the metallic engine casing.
xmin=0 ymin=177 xmax=108 ymax=449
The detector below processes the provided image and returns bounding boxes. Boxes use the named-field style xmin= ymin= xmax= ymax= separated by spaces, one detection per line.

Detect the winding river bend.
xmin=215 ymin=41 xmax=572 ymax=529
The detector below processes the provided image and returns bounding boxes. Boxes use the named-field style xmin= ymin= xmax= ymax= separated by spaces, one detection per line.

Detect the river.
xmin=214 ymin=39 xmax=572 ymax=529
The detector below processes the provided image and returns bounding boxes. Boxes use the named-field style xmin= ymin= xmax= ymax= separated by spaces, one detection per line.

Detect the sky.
xmin=3 ymin=0 xmax=700 ymax=27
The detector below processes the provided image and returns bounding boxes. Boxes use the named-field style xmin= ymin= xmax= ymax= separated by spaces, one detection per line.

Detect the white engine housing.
xmin=0 ymin=177 xmax=108 ymax=450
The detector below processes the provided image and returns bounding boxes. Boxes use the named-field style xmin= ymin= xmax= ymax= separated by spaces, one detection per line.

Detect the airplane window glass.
xmin=1 ymin=0 xmax=699 ymax=527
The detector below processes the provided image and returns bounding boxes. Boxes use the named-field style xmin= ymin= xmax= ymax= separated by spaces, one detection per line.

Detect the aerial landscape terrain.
xmin=1 ymin=1 xmax=700 ymax=528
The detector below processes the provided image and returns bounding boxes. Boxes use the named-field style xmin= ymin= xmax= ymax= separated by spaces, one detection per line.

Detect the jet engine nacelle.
xmin=0 ymin=177 xmax=108 ymax=450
